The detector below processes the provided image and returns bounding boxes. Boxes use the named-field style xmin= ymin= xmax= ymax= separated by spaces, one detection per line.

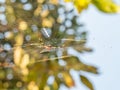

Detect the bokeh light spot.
xmin=0 ymin=33 xmax=4 ymax=39
xmin=3 ymin=43 xmax=11 ymax=51
xmin=0 ymin=6 xmax=5 ymax=12
xmin=0 ymin=0 xmax=5 ymax=4
xmin=7 ymin=73 xmax=13 ymax=80
xmin=23 ymin=3 xmax=32 ymax=10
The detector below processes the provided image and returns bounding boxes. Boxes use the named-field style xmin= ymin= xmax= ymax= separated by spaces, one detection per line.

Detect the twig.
xmin=31 ymin=55 xmax=72 ymax=63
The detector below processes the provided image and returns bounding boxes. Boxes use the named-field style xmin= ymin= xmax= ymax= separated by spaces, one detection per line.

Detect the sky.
xmin=78 ymin=5 xmax=120 ymax=90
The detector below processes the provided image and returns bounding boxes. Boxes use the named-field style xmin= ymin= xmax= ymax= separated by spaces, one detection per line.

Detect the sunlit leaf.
xmin=64 ymin=0 xmax=71 ymax=2
xmin=62 ymin=72 xmax=75 ymax=87
xmin=27 ymin=81 xmax=39 ymax=90
xmin=18 ymin=21 xmax=28 ymax=31
xmin=92 ymin=0 xmax=120 ymax=13
xmin=65 ymin=0 xmax=120 ymax=13
xmin=44 ymin=85 xmax=50 ymax=90
xmin=65 ymin=0 xmax=91 ymax=13
xmin=73 ymin=0 xmax=91 ymax=13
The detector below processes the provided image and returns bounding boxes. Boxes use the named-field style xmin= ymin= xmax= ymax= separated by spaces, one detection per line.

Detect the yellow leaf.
xmin=14 ymin=47 xmax=23 ymax=66
xmin=18 ymin=21 xmax=28 ymax=31
xmin=28 ymin=81 xmax=39 ymax=90
xmin=21 ymin=67 xmax=29 ymax=76
xmin=44 ymin=85 xmax=50 ymax=90
xmin=73 ymin=0 xmax=91 ymax=13
xmin=42 ymin=18 xmax=53 ymax=28
xmin=64 ymin=0 xmax=71 ymax=2
xmin=92 ymin=0 xmax=120 ymax=13
xmin=63 ymin=72 xmax=75 ymax=87
xmin=20 ymin=54 xmax=29 ymax=69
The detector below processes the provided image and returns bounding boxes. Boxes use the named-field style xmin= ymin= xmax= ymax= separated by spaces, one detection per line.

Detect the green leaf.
xmin=81 ymin=65 xmax=99 ymax=74
xmin=80 ymin=75 xmax=94 ymax=90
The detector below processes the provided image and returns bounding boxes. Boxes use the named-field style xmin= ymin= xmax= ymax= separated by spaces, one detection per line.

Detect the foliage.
xmin=0 ymin=0 xmax=118 ymax=90
xmin=65 ymin=0 xmax=120 ymax=13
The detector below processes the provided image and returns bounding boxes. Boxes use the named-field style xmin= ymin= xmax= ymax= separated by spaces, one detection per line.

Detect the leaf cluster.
xmin=0 ymin=0 xmax=99 ymax=90
xmin=65 ymin=0 xmax=120 ymax=13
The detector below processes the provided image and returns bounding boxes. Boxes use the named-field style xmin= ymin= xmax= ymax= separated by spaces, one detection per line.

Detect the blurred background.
xmin=80 ymin=5 xmax=120 ymax=90
xmin=60 ymin=5 xmax=120 ymax=90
